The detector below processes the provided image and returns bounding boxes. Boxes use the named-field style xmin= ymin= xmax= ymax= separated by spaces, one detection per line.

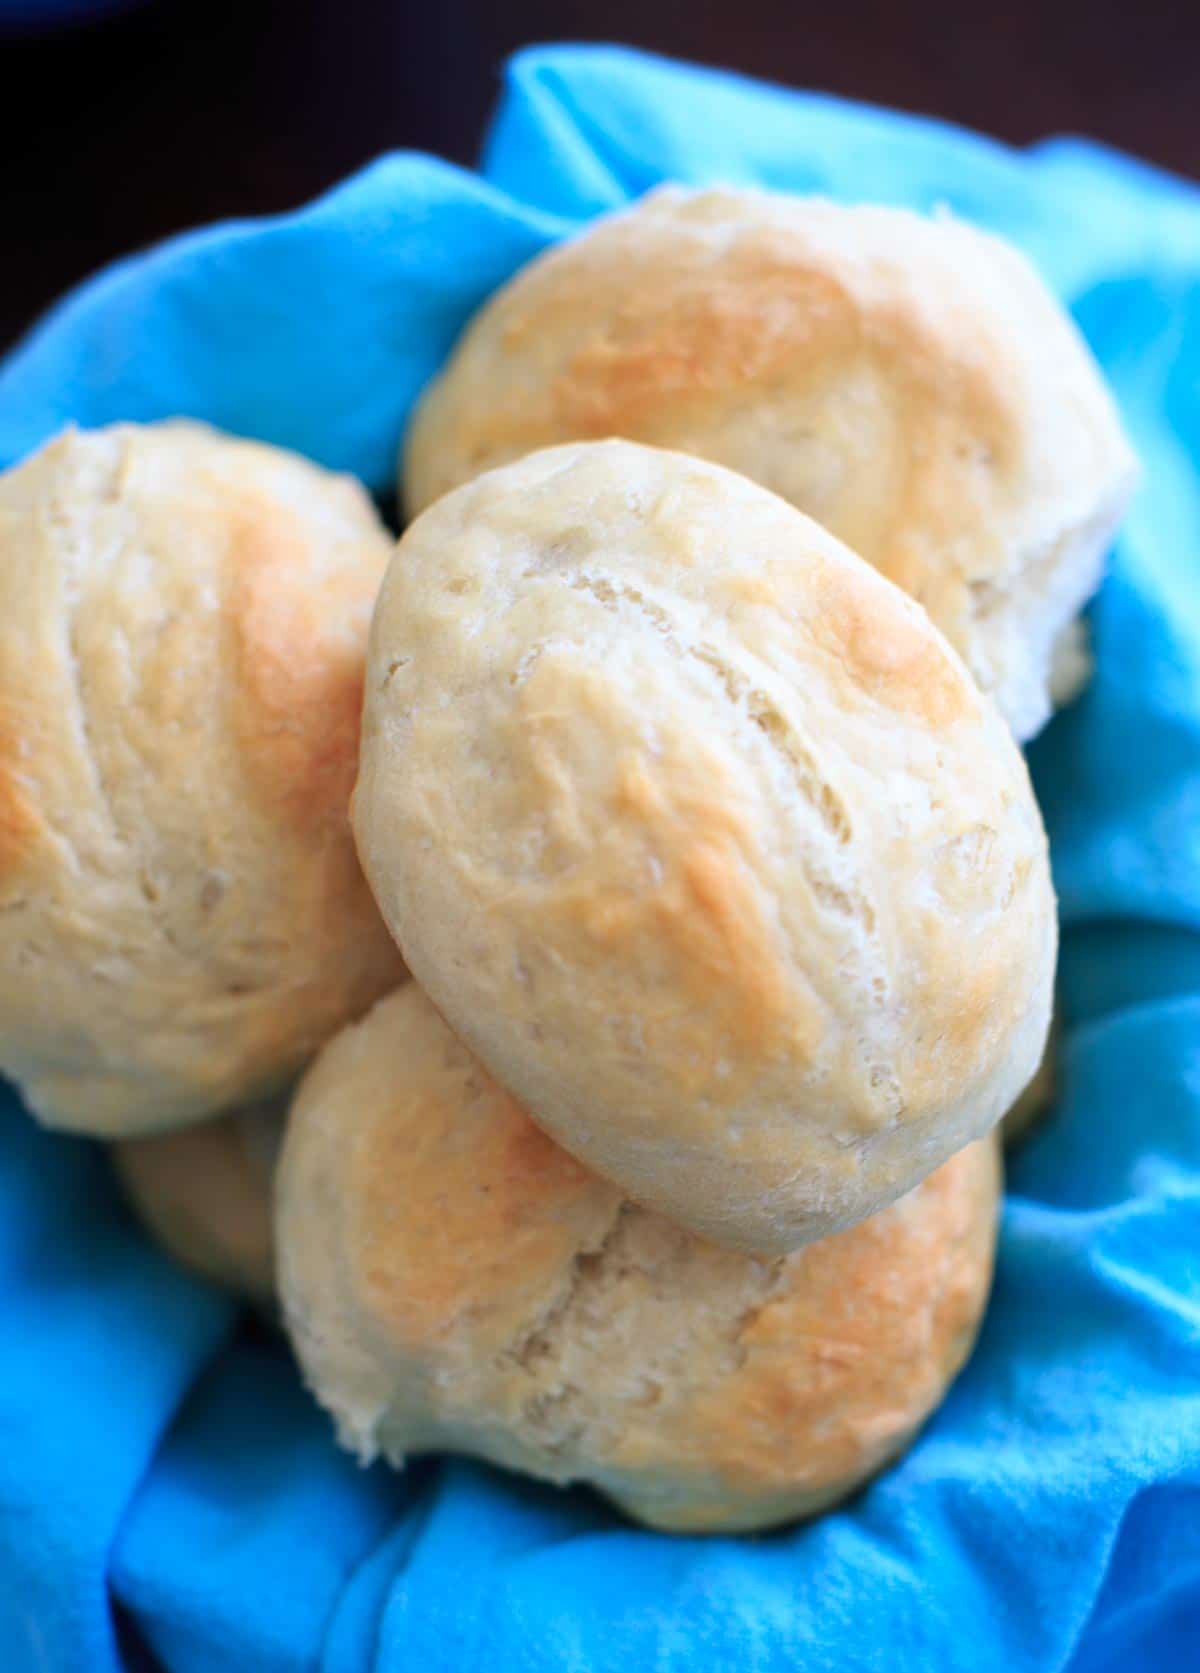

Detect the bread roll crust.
xmin=406 ymin=187 xmax=1137 ymax=738
xmin=114 ymin=1102 xmax=282 ymax=1301
xmin=1002 ymin=1012 xmax=1059 ymax=1145
xmin=278 ymin=986 xmax=1000 ymax=1533
xmin=0 ymin=422 xmax=405 ymax=1135
xmin=356 ymin=439 xmax=1054 ymax=1252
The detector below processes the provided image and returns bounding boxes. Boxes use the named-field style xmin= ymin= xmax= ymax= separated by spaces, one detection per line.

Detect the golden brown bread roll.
xmin=0 ymin=422 xmax=405 ymax=1136
xmin=354 ymin=439 xmax=1054 ymax=1253
xmin=405 ymin=187 xmax=1138 ymax=739
xmin=277 ymin=986 xmax=1001 ymax=1534
xmin=113 ymin=1102 xmax=282 ymax=1303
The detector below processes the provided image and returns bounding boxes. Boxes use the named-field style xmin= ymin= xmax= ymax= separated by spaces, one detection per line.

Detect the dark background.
xmin=2 ymin=0 xmax=1199 ymax=352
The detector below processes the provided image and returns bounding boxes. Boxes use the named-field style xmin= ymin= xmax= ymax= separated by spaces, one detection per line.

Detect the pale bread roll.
xmin=354 ymin=440 xmax=1054 ymax=1253
xmin=1002 ymin=1013 xmax=1059 ymax=1146
xmin=114 ymin=1102 xmax=283 ymax=1303
xmin=406 ymin=187 xmax=1137 ymax=739
xmin=278 ymin=986 xmax=1000 ymax=1534
xmin=0 ymin=422 xmax=405 ymax=1135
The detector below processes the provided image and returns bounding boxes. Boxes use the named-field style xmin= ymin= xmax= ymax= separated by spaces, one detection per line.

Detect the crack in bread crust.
xmin=558 ymin=568 xmax=900 ymax=1115
xmin=562 ymin=570 xmax=874 ymax=937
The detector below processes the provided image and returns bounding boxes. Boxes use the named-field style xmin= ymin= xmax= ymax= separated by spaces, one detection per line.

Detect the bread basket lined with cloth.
xmin=1 ymin=44 xmax=1198 ymax=1673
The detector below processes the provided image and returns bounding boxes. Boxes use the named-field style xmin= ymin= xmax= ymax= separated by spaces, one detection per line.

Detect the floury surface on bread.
xmin=113 ymin=1100 xmax=284 ymax=1303
xmin=1001 ymin=1011 xmax=1059 ymax=1148
xmin=405 ymin=186 xmax=1138 ymax=740
xmin=354 ymin=439 xmax=1056 ymax=1254
xmin=278 ymin=986 xmax=1000 ymax=1535
xmin=0 ymin=422 xmax=405 ymax=1136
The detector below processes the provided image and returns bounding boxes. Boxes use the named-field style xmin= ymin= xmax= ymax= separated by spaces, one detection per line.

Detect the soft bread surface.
xmin=278 ymin=985 xmax=1000 ymax=1533
xmin=114 ymin=1102 xmax=283 ymax=1302
xmin=0 ymin=422 xmax=405 ymax=1134
xmin=354 ymin=440 xmax=1055 ymax=1252
xmin=1002 ymin=1012 xmax=1059 ymax=1146
xmin=405 ymin=187 xmax=1138 ymax=739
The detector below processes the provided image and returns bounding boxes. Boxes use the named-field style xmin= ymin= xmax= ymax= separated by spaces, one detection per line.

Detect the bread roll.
xmin=1002 ymin=1013 xmax=1058 ymax=1146
xmin=278 ymin=986 xmax=1000 ymax=1534
xmin=355 ymin=439 xmax=1054 ymax=1252
xmin=0 ymin=422 xmax=405 ymax=1135
xmin=406 ymin=187 xmax=1137 ymax=739
xmin=114 ymin=1101 xmax=282 ymax=1302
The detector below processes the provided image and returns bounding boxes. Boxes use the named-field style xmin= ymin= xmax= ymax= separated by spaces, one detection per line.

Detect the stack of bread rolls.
xmin=0 ymin=189 xmax=1136 ymax=1533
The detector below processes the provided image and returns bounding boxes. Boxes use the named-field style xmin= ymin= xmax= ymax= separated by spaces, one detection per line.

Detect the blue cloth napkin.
xmin=1 ymin=43 xmax=1199 ymax=1673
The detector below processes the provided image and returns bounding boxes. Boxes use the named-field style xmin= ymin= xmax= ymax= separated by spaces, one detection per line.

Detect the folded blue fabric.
xmin=1 ymin=43 xmax=1198 ymax=1673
